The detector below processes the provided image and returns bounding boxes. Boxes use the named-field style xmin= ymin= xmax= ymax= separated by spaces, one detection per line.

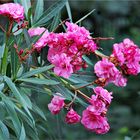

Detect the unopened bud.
xmin=19 ymin=49 xmax=24 ymax=55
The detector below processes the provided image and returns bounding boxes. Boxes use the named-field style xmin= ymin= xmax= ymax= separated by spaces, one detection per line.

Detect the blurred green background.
xmin=0 ymin=0 xmax=140 ymax=140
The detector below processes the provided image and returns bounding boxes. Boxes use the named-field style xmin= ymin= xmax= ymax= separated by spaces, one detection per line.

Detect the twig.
xmin=53 ymin=18 xmax=69 ymax=32
xmin=92 ymin=37 xmax=114 ymax=41
xmin=65 ymin=91 xmax=77 ymax=109
xmin=0 ymin=24 xmax=6 ymax=32
xmin=75 ymin=81 xmax=95 ymax=90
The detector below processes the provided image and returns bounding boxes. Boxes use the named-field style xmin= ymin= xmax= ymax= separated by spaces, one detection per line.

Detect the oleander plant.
xmin=0 ymin=0 xmax=140 ymax=140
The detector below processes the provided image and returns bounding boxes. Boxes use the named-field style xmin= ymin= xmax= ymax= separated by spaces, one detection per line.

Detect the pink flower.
xmin=94 ymin=58 xmax=127 ymax=87
xmin=28 ymin=27 xmax=49 ymax=51
xmin=50 ymin=53 xmax=73 ymax=78
xmin=66 ymin=21 xmax=90 ymax=37
xmin=48 ymin=93 xmax=65 ymax=115
xmin=0 ymin=3 xmax=24 ymax=22
xmin=93 ymin=87 xmax=113 ymax=105
xmin=112 ymin=38 xmax=140 ymax=75
xmin=81 ymin=106 xmax=110 ymax=134
xmin=65 ymin=108 xmax=81 ymax=124
xmin=89 ymin=97 xmax=107 ymax=115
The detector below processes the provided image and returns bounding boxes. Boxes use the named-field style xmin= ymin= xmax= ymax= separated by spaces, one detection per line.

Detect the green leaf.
xmin=33 ymin=0 xmax=67 ymax=27
xmin=50 ymin=13 xmax=60 ymax=32
xmin=4 ymin=100 xmax=21 ymax=136
xmin=4 ymin=76 xmax=34 ymax=121
xmin=13 ymin=0 xmax=21 ymax=3
xmin=32 ymin=104 xmax=46 ymax=120
xmin=21 ymin=0 xmax=31 ymax=18
xmin=54 ymin=85 xmax=72 ymax=100
xmin=20 ymin=64 xmax=54 ymax=78
xmin=18 ymin=78 xmax=59 ymax=85
xmin=82 ymin=55 xmax=93 ymax=66
xmin=19 ymin=124 xmax=26 ymax=140
xmin=19 ymin=88 xmax=32 ymax=109
xmin=0 ymin=83 xmax=4 ymax=91
xmin=1 ymin=45 xmax=8 ymax=75
xmin=23 ymin=29 xmax=32 ymax=48
xmin=0 ymin=120 xmax=10 ymax=140
xmin=11 ymin=45 xmax=19 ymax=79
xmin=27 ymin=7 xmax=33 ymax=25
xmin=12 ymin=24 xmax=23 ymax=36
xmin=34 ymin=0 xmax=44 ymax=23
xmin=66 ymin=1 xmax=72 ymax=22
xmin=75 ymin=9 xmax=95 ymax=24
xmin=0 ymin=44 xmax=5 ymax=59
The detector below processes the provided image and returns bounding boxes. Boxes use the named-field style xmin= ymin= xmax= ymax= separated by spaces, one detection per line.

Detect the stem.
xmin=65 ymin=91 xmax=77 ymax=109
xmin=92 ymin=37 xmax=114 ymax=41
xmin=75 ymin=81 xmax=95 ymax=90
xmin=7 ymin=20 xmax=14 ymax=37
xmin=60 ymin=78 xmax=91 ymax=101
xmin=1 ymin=46 xmax=8 ymax=75
xmin=76 ymin=89 xmax=91 ymax=101
xmin=0 ymin=24 xmax=6 ymax=32
xmin=1 ymin=20 xmax=14 ymax=75
xmin=53 ymin=18 xmax=69 ymax=32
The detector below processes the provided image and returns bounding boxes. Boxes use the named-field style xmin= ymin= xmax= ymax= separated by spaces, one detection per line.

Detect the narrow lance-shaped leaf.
xmin=50 ymin=13 xmax=60 ymax=32
xmin=21 ymin=0 xmax=31 ymax=18
xmin=66 ymin=1 xmax=72 ymax=22
xmin=11 ymin=45 xmax=19 ymax=79
xmin=33 ymin=0 xmax=44 ymax=23
xmin=23 ymin=29 xmax=32 ymax=48
xmin=20 ymin=64 xmax=54 ymax=78
xmin=18 ymin=78 xmax=59 ymax=85
xmin=0 ymin=92 xmax=21 ymax=137
xmin=0 ymin=120 xmax=10 ymax=140
xmin=33 ymin=0 xmax=67 ymax=27
xmin=82 ymin=55 xmax=94 ymax=66
xmin=75 ymin=9 xmax=95 ymax=24
xmin=19 ymin=124 xmax=26 ymax=140
xmin=4 ymin=76 xmax=34 ymax=122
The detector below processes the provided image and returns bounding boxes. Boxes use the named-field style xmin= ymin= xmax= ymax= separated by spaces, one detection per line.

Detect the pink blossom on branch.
xmin=111 ymin=38 xmax=140 ymax=75
xmin=47 ymin=22 xmax=97 ymax=78
xmin=48 ymin=93 xmax=65 ymax=115
xmin=93 ymin=86 xmax=113 ymax=105
xmin=0 ymin=3 xmax=24 ymax=22
xmin=65 ymin=108 xmax=81 ymax=124
xmin=28 ymin=27 xmax=49 ymax=51
xmin=81 ymin=105 xmax=110 ymax=134
xmin=94 ymin=58 xmax=127 ymax=87
xmin=89 ymin=97 xmax=107 ymax=115
xmin=50 ymin=53 xmax=73 ymax=78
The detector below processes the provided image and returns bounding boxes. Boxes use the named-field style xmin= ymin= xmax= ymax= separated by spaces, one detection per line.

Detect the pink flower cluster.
xmin=48 ymin=93 xmax=80 ymax=124
xmin=94 ymin=58 xmax=127 ymax=87
xmin=81 ymin=87 xmax=112 ymax=134
xmin=48 ymin=87 xmax=112 ymax=134
xmin=28 ymin=27 xmax=49 ymax=51
xmin=111 ymin=38 xmax=140 ymax=75
xmin=47 ymin=22 xmax=97 ymax=78
xmin=0 ymin=3 xmax=24 ymax=22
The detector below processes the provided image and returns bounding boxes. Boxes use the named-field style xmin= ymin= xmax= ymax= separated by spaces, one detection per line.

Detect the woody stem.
xmin=0 ymin=24 xmax=6 ymax=32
